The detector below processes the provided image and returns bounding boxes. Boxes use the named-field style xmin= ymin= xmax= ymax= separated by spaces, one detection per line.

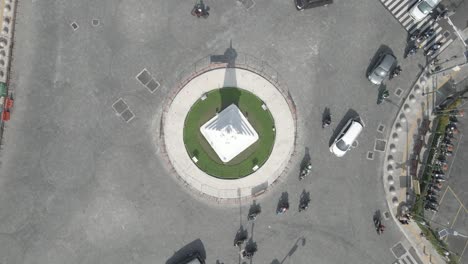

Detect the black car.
xmin=295 ymin=0 xmax=333 ymax=10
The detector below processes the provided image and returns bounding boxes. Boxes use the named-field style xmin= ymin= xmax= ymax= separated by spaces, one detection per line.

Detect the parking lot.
xmin=425 ymin=77 xmax=468 ymax=262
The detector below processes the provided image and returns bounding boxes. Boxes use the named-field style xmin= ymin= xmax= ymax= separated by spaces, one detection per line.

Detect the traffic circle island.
xmin=162 ymin=68 xmax=296 ymax=200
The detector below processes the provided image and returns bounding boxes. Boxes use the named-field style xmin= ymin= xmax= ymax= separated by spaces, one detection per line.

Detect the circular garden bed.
xmin=183 ymin=87 xmax=275 ymax=179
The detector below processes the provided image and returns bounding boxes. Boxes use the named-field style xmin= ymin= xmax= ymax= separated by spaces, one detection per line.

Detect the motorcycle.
xmin=241 ymin=250 xmax=254 ymax=259
xmin=248 ymin=212 xmax=257 ymax=221
xmin=441 ymin=150 xmax=453 ymax=157
xmin=434 ymin=160 xmax=448 ymax=167
xmin=433 ymin=177 xmax=446 ymax=183
xmin=426 ymin=201 xmax=439 ymax=208
xmin=390 ymin=66 xmax=402 ymax=79
xmin=234 ymin=234 xmax=247 ymax=247
xmin=449 ymin=116 xmax=458 ymax=124
xmin=425 ymin=205 xmax=438 ymax=212
xmin=407 ymin=46 xmax=418 ymax=56
xmin=410 ymin=29 xmax=421 ymax=41
xmin=424 ymin=28 xmax=435 ymax=38
xmin=191 ymin=3 xmax=210 ymax=18
xmin=435 ymin=8 xmax=449 ymax=21
xmin=299 ymin=163 xmax=312 ymax=180
xmin=441 ymin=144 xmax=454 ymax=152
xmin=435 ymin=175 xmax=446 ymax=181
xmin=442 ymin=137 xmax=453 ymax=145
xmin=299 ymin=203 xmax=309 ymax=212
xmin=322 ymin=113 xmax=332 ymax=128
xmin=426 ymin=197 xmax=438 ymax=204
xmin=425 ymin=43 xmax=442 ymax=56
xmin=277 ymin=204 xmax=289 ymax=215
xmin=378 ymin=89 xmax=390 ymax=104
xmin=429 ymin=184 xmax=442 ymax=192
xmin=374 ymin=218 xmax=385 ymax=235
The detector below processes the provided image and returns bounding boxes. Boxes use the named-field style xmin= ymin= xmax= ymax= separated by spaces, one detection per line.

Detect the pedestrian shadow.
xmin=271 ymin=237 xmax=306 ymax=264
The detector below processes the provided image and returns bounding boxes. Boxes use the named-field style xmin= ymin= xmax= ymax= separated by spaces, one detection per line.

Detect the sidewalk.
xmin=382 ymin=37 xmax=468 ymax=264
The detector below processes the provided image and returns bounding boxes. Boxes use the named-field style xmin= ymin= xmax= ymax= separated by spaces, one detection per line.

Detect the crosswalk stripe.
xmin=394 ymin=0 xmax=417 ymax=18
xmin=436 ymin=38 xmax=454 ymax=54
xmin=401 ymin=16 xmax=413 ymax=27
xmin=380 ymin=0 xmax=452 ymax=51
xmin=388 ymin=0 xmax=404 ymax=11
xmin=399 ymin=12 xmax=410 ymax=21
xmin=395 ymin=4 xmax=411 ymax=19
xmin=383 ymin=0 xmax=394 ymax=6
xmin=408 ymin=16 xmax=431 ymax=32
xmin=390 ymin=0 xmax=409 ymax=14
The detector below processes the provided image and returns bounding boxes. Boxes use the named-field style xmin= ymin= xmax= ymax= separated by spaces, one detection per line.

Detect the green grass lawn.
xmin=183 ymin=87 xmax=275 ymax=179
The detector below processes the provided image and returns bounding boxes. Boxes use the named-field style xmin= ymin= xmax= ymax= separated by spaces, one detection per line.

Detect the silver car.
xmin=409 ymin=0 xmax=441 ymax=22
xmin=367 ymin=53 xmax=396 ymax=85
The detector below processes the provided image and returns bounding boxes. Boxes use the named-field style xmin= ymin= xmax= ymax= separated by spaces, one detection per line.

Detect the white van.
xmin=330 ymin=117 xmax=364 ymax=157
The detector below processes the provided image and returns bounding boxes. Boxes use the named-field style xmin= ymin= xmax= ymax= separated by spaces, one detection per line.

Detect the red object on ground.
xmin=5 ymin=98 xmax=13 ymax=109
xmin=1 ymin=110 xmax=10 ymax=121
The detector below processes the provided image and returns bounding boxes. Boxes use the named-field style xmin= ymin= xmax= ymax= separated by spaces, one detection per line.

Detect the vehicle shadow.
xmin=248 ymin=200 xmax=261 ymax=218
xmin=366 ymin=45 xmax=394 ymax=77
xmin=165 ymin=239 xmax=206 ymax=264
xmin=276 ymin=192 xmax=289 ymax=212
xmin=328 ymin=109 xmax=359 ymax=146
xmin=299 ymin=189 xmax=311 ymax=210
xmin=300 ymin=147 xmax=311 ymax=172
xmin=322 ymin=107 xmax=331 ymax=128
xmin=373 ymin=210 xmax=382 ymax=234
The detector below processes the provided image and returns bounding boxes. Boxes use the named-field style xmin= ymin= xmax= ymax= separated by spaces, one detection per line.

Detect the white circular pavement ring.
xmin=162 ymin=68 xmax=296 ymax=200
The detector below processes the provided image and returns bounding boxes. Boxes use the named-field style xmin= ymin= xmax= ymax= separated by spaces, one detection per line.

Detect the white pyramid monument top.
xmin=200 ymin=104 xmax=259 ymax=163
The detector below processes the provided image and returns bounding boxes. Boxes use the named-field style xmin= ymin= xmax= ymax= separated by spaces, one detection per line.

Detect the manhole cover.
xmin=146 ymin=79 xmax=160 ymax=93
xmin=70 ymin=22 xmax=79 ymax=31
xmin=443 ymin=31 xmax=450 ymax=38
xmin=374 ymin=139 xmax=387 ymax=152
xmin=367 ymin=151 xmax=374 ymax=160
xmin=136 ymin=69 xmax=152 ymax=86
xmin=377 ymin=124 xmax=385 ymax=133
xmin=352 ymin=140 xmax=358 ymax=148
xmin=120 ymin=109 xmax=135 ymax=123
xmin=112 ymin=98 xmax=128 ymax=114
xmin=92 ymin=19 xmax=100 ymax=26
xmin=238 ymin=0 xmax=255 ymax=9
xmin=391 ymin=242 xmax=407 ymax=258
xmin=383 ymin=211 xmax=390 ymax=220
xmin=395 ymin=88 xmax=403 ymax=97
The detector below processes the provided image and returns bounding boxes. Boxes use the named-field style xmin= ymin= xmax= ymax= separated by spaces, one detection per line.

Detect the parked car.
xmin=367 ymin=53 xmax=396 ymax=85
xmin=330 ymin=117 xmax=364 ymax=157
xmin=294 ymin=0 xmax=333 ymax=10
xmin=409 ymin=0 xmax=441 ymax=22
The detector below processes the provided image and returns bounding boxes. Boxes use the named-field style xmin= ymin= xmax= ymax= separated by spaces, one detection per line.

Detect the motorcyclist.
xmin=322 ymin=115 xmax=331 ymax=128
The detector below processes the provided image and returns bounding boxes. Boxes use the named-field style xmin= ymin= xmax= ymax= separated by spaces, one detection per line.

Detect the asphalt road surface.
xmin=0 ymin=0 xmax=435 ymax=263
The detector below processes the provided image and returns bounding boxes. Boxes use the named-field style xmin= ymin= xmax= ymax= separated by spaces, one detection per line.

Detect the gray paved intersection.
xmin=0 ymin=0 xmax=438 ymax=263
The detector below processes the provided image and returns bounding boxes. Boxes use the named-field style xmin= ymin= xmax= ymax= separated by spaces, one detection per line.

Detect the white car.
xmin=330 ymin=118 xmax=364 ymax=157
xmin=409 ymin=0 xmax=440 ymax=22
